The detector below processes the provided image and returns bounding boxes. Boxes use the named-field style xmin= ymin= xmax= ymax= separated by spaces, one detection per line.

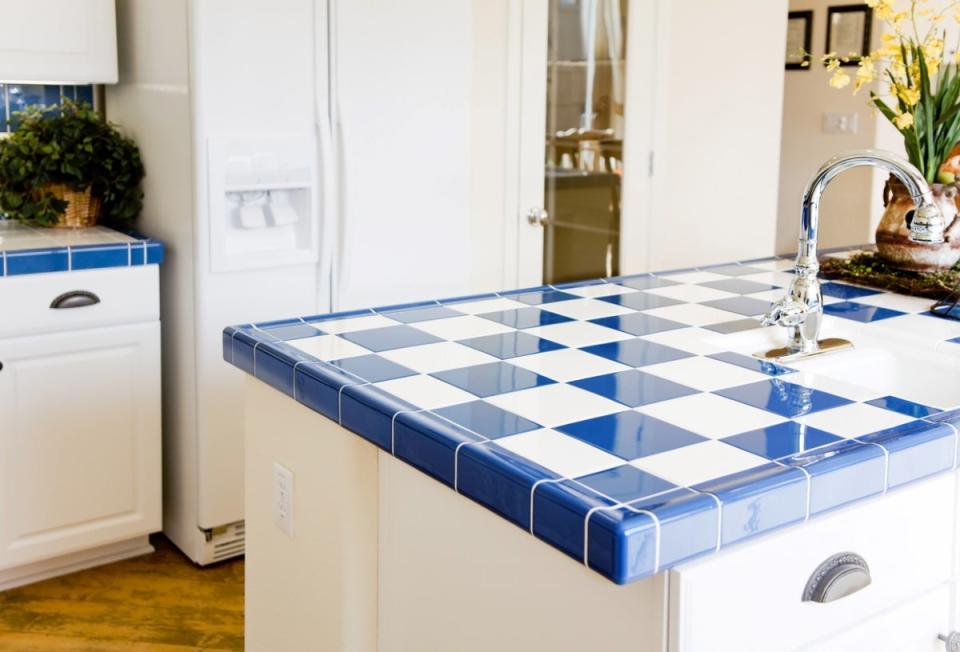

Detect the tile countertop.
xmin=0 ymin=220 xmax=164 ymax=276
xmin=223 ymin=252 xmax=960 ymax=585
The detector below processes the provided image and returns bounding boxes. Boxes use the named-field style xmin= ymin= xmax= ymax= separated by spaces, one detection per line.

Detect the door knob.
xmin=526 ymin=207 xmax=549 ymax=226
xmin=940 ymin=632 xmax=960 ymax=651
xmin=802 ymin=552 xmax=871 ymax=603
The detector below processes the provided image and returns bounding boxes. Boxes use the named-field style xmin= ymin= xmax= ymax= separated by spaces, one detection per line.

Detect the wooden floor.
xmin=0 ymin=535 xmax=244 ymax=651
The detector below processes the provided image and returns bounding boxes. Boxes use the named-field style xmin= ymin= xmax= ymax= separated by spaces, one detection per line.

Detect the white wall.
xmin=627 ymin=0 xmax=789 ymax=272
xmin=777 ymin=0 xmax=892 ymax=255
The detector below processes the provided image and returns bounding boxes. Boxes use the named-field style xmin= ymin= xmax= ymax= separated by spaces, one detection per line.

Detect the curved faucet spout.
xmin=797 ymin=149 xmax=945 ymax=276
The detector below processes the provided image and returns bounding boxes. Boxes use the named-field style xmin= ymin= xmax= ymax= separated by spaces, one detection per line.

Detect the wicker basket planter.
xmin=44 ymin=184 xmax=102 ymax=228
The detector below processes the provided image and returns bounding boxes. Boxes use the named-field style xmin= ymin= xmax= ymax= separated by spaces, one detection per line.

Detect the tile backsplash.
xmin=1 ymin=84 xmax=95 ymax=132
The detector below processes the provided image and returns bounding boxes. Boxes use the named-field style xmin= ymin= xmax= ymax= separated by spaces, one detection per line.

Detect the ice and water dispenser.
xmin=207 ymin=135 xmax=319 ymax=272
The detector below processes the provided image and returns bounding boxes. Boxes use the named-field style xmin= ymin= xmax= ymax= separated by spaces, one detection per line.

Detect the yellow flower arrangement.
xmin=826 ymin=0 xmax=960 ymax=182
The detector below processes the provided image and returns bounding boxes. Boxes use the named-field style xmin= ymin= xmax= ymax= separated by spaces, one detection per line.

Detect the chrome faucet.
xmin=758 ymin=150 xmax=946 ymax=362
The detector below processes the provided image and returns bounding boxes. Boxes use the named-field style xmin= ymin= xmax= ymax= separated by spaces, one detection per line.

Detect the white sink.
xmin=714 ymin=319 xmax=960 ymax=410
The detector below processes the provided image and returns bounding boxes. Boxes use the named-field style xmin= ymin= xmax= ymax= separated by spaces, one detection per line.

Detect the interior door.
xmin=331 ymin=0 xmax=549 ymax=307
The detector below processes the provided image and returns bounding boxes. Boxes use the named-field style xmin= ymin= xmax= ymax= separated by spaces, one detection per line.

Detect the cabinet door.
xmin=0 ymin=322 xmax=160 ymax=569
xmin=0 ymin=0 xmax=118 ymax=83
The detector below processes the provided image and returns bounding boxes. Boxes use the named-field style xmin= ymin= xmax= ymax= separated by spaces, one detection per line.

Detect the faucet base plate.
xmin=754 ymin=337 xmax=854 ymax=363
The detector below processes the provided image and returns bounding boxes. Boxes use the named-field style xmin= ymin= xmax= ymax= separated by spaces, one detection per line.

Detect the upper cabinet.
xmin=0 ymin=0 xmax=117 ymax=84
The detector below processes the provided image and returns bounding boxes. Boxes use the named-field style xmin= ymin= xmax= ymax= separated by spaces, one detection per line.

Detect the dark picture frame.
xmin=826 ymin=4 xmax=873 ymax=66
xmin=786 ymin=10 xmax=813 ymax=70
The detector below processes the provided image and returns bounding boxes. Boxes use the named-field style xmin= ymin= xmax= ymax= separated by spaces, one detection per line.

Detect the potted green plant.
xmin=0 ymin=99 xmax=145 ymax=228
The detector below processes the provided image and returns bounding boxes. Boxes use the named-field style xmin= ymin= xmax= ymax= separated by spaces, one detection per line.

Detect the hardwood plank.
xmin=0 ymin=535 xmax=243 ymax=651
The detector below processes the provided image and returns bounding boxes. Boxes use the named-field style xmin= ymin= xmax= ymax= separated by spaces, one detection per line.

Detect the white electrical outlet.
xmin=273 ymin=462 xmax=294 ymax=538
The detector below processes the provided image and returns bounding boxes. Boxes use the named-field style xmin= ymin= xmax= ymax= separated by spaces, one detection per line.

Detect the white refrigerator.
xmin=106 ymin=0 xmax=545 ymax=562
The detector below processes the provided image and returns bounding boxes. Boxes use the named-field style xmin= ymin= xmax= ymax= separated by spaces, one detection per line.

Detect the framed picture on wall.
xmin=786 ymin=10 xmax=813 ymax=69
xmin=826 ymin=4 xmax=873 ymax=66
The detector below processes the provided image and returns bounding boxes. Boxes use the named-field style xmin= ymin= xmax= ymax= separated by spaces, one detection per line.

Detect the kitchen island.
xmin=226 ymin=251 xmax=960 ymax=651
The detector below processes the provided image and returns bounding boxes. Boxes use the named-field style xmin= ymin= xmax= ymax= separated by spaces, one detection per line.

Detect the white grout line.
xmin=853 ymin=438 xmax=890 ymax=495
xmin=529 ymin=478 xmax=566 ymax=535
xmin=126 ymin=242 xmax=132 ymax=266
xmin=390 ymin=408 xmax=425 ymax=455
xmin=66 ymin=245 xmax=72 ymax=271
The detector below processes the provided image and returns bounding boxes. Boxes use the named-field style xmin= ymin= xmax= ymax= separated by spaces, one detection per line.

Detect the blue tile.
xmin=624 ymin=489 xmax=719 ymax=570
xmin=571 ymin=369 xmax=698 ymax=407
xmin=559 ymin=411 xmax=706 ymax=459
xmin=339 ymin=325 xmax=442 ymax=351
xmin=699 ymin=278 xmax=778 ymax=294
xmin=598 ymin=291 xmax=682 ymax=311
xmin=326 ymin=354 xmax=416 ymax=382
xmin=508 ymin=289 xmax=579 ymax=305
xmin=715 ymin=379 xmax=852 ymax=418
xmin=258 ymin=323 xmax=323 ymax=341
xmin=701 ymin=296 xmax=771 ymax=317
xmin=591 ymin=313 xmax=686 ymax=336
xmin=477 ymin=307 xmax=572 ymax=329
xmin=457 ymin=443 xmax=557 ymax=530
xmin=823 ymin=301 xmax=904 ymax=322
xmin=583 ymin=338 xmax=693 ymax=367
xmin=616 ymin=275 xmax=679 ymax=291
xmin=71 ymin=245 xmax=130 ymax=270
xmin=576 ymin=464 xmax=677 ymax=503
xmin=533 ymin=480 xmax=618 ymax=568
xmin=949 ymin=336 xmax=960 ymax=345
xmin=693 ymin=463 xmax=808 ymax=546
xmin=434 ymin=400 xmax=541 ymax=438
xmin=432 ymin=361 xmax=554 ymax=398
xmin=340 ymin=383 xmax=417 ymax=450
xmin=585 ymin=506 xmax=658 ymax=582
xmin=5 ymin=249 xmax=69 ymax=275
xmin=707 ymin=351 xmax=796 ymax=377
xmin=783 ymin=439 xmax=885 ymax=514
xmin=394 ymin=410 xmax=486 ymax=485
xmin=702 ymin=318 xmax=763 ymax=334
xmin=293 ymin=366 xmax=343 ymax=421
xmin=722 ymin=421 xmax=841 ymax=459
xmin=859 ymin=420 xmax=955 ymax=488
xmin=145 ymin=242 xmax=164 ymax=265
xmin=459 ymin=331 xmax=564 ymax=359
xmin=820 ymin=282 xmax=882 ymax=299
xmin=866 ymin=395 xmax=940 ymax=418
xmin=379 ymin=305 xmax=460 ymax=323
xmin=701 ymin=264 xmax=764 ymax=276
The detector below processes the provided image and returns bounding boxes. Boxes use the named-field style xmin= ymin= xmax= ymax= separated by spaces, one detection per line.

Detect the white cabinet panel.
xmin=670 ymin=474 xmax=955 ymax=652
xmin=0 ymin=0 xmax=117 ymax=83
xmin=0 ymin=321 xmax=161 ymax=569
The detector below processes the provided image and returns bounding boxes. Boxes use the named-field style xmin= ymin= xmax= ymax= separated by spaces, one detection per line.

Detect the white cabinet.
xmin=0 ymin=266 xmax=160 ymax=588
xmin=0 ymin=0 xmax=118 ymax=84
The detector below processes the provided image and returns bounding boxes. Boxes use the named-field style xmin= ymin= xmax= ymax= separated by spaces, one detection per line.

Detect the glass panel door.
xmin=544 ymin=0 xmax=628 ymax=284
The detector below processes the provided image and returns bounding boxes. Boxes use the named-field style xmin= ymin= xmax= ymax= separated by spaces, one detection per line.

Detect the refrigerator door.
xmin=330 ymin=0 xmax=527 ymax=310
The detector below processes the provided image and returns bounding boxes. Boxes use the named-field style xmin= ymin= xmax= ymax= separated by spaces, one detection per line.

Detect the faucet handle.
xmin=762 ymin=298 xmax=808 ymax=328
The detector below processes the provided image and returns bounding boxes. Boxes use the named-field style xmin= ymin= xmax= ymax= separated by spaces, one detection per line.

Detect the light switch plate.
xmin=822 ymin=112 xmax=859 ymax=134
xmin=273 ymin=462 xmax=294 ymax=538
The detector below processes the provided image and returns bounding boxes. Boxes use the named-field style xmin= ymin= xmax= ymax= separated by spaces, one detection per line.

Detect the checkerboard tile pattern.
xmin=225 ymin=252 xmax=960 ymax=585
xmin=0 ymin=224 xmax=163 ymax=276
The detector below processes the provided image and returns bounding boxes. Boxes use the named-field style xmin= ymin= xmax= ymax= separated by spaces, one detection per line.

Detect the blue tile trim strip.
xmin=223 ymin=255 xmax=960 ymax=586
xmin=0 ymin=238 xmax=164 ymax=277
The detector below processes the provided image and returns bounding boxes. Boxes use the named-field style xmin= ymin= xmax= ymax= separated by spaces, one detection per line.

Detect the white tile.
xmin=372 ymin=375 xmax=476 ymax=410
xmin=795 ymin=403 xmax=915 ymax=438
xmin=563 ymin=283 xmax=635 ymax=298
xmin=538 ymin=298 xmax=633 ymax=320
xmin=854 ymin=292 xmax=936 ymax=314
xmin=496 ymin=429 xmax=623 ymax=478
xmin=786 ymin=372 xmax=883 ymax=402
xmin=378 ymin=341 xmax=499 ymax=373
xmin=748 ymin=258 xmax=796 ymax=271
xmin=642 ymin=356 xmax=769 ymax=391
xmin=739 ymin=271 xmax=794 ymax=287
xmin=509 ymin=348 xmax=630 ymax=382
xmin=525 ymin=321 xmax=632 ymax=348
xmin=631 ymin=440 xmax=769 ymax=487
xmin=486 ymin=383 xmax=624 ymax=428
xmin=745 ymin=289 xmax=786 ymax=303
xmin=287 ymin=334 xmax=370 ymax=360
xmin=411 ymin=315 xmax=514 ymax=340
xmin=310 ymin=314 xmax=398 ymax=334
xmin=657 ymin=271 xmax=729 ymax=284
xmin=643 ymin=303 xmax=746 ymax=327
xmin=638 ymin=327 xmax=726 ymax=355
xmin=444 ymin=297 xmax=528 ymax=315
xmin=638 ymin=393 xmax=785 ymax=438
xmin=872 ymin=313 xmax=960 ymax=340
xmin=645 ymin=284 xmax=738 ymax=303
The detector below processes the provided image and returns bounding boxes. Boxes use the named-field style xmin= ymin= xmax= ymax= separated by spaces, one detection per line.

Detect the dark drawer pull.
xmin=50 ymin=290 xmax=101 ymax=310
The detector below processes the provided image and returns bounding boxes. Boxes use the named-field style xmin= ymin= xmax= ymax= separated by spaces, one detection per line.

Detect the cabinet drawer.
xmin=0 ymin=265 xmax=158 ymax=338
xmin=669 ymin=473 xmax=956 ymax=652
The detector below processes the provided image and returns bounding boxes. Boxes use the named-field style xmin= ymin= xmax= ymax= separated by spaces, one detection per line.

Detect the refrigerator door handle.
xmin=316 ymin=114 xmax=337 ymax=314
